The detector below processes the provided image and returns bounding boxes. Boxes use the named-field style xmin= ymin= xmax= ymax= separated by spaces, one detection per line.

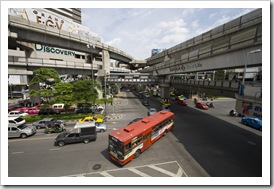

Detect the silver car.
xmin=148 ymin=108 xmax=157 ymax=116
xmin=33 ymin=118 xmax=66 ymax=129
xmin=95 ymin=122 xmax=106 ymax=132
xmin=8 ymin=124 xmax=37 ymax=138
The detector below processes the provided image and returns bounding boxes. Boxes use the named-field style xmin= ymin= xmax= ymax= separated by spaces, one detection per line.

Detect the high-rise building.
xmin=45 ymin=8 xmax=82 ymax=24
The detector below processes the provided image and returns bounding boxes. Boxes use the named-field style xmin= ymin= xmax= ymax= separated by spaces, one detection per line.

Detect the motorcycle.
xmin=229 ymin=109 xmax=237 ymax=117
xmin=206 ymin=102 xmax=214 ymax=108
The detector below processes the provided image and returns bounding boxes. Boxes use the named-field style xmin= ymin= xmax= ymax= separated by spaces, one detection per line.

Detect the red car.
xmin=15 ymin=107 xmax=29 ymax=113
xmin=27 ymin=107 xmax=40 ymax=115
xmin=195 ymin=102 xmax=209 ymax=110
xmin=177 ymin=100 xmax=187 ymax=106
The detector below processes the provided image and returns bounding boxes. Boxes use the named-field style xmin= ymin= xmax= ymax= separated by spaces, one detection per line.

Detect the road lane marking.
xmin=128 ymin=168 xmax=151 ymax=177
xmin=12 ymin=151 xmax=24 ymax=154
xmin=176 ymin=167 xmax=183 ymax=177
xmin=50 ymin=148 xmax=60 ymax=151
xmin=100 ymin=171 xmax=113 ymax=177
xmin=148 ymin=165 xmax=176 ymax=177
xmin=63 ymin=161 xmax=187 ymax=177
xmin=8 ymin=136 xmax=56 ymax=142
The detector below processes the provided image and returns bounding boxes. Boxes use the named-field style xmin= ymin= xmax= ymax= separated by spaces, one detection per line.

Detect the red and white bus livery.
xmin=108 ymin=110 xmax=174 ymax=165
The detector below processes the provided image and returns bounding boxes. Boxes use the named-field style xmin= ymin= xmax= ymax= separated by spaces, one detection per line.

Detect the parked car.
xmin=95 ymin=104 xmax=104 ymax=111
xmin=8 ymin=117 xmax=26 ymax=126
xmin=51 ymin=103 xmax=76 ymax=112
xmin=45 ymin=124 xmax=66 ymax=134
xmin=241 ymin=117 xmax=262 ymax=130
xmin=177 ymin=100 xmax=187 ymax=106
xmin=128 ymin=118 xmax=143 ymax=125
xmin=38 ymin=108 xmax=60 ymax=115
xmin=142 ymin=99 xmax=150 ymax=106
xmin=26 ymin=107 xmax=40 ymax=115
xmin=54 ymin=127 xmax=97 ymax=147
xmin=147 ymin=108 xmax=157 ymax=116
xmin=159 ymin=104 xmax=171 ymax=112
xmin=15 ymin=107 xmax=30 ymax=113
xmin=195 ymin=102 xmax=209 ymax=110
xmin=8 ymin=110 xmax=29 ymax=117
xmin=8 ymin=124 xmax=36 ymax=139
xmin=32 ymin=118 xmax=66 ymax=129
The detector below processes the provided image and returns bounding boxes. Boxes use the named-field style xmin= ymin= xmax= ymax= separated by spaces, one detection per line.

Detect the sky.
xmin=82 ymin=7 xmax=257 ymax=60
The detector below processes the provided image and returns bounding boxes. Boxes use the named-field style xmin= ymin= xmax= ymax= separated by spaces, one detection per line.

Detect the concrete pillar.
xmin=160 ymin=87 xmax=170 ymax=99
xmin=102 ymin=50 xmax=110 ymax=75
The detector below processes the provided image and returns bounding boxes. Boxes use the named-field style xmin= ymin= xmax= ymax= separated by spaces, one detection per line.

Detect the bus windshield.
xmin=109 ymin=136 xmax=124 ymax=156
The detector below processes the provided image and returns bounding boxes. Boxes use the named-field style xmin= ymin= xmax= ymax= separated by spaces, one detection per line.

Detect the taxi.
xmin=177 ymin=95 xmax=187 ymax=101
xmin=78 ymin=116 xmax=103 ymax=123
xmin=160 ymin=100 xmax=171 ymax=107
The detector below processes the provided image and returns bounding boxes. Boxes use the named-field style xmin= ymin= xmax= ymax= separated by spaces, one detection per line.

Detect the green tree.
xmin=29 ymin=68 xmax=61 ymax=103
xmin=214 ymin=70 xmax=225 ymax=81
xmin=72 ymin=79 xmax=101 ymax=103
xmin=51 ymin=82 xmax=74 ymax=113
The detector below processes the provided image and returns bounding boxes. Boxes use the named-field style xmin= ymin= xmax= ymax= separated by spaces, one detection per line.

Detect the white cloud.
xmin=157 ymin=19 xmax=189 ymax=44
xmin=105 ymin=37 xmax=122 ymax=47
xmin=158 ymin=19 xmax=186 ymax=28
xmin=191 ymin=19 xmax=199 ymax=29
xmin=131 ymin=10 xmax=152 ymax=18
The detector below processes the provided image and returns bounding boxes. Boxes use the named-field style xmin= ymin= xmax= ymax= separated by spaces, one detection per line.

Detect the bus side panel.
xmin=141 ymin=132 xmax=152 ymax=152
xmin=151 ymin=122 xmax=174 ymax=144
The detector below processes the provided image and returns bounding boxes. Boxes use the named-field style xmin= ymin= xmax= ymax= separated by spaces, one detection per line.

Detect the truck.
xmin=54 ymin=126 xmax=97 ymax=147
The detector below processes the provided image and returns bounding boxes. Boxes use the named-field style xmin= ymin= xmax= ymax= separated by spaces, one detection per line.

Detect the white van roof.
xmin=74 ymin=121 xmax=95 ymax=129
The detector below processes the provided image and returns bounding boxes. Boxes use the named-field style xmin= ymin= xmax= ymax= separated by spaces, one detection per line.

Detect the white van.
xmin=74 ymin=121 xmax=95 ymax=129
xmin=8 ymin=117 xmax=26 ymax=126
xmin=74 ymin=121 xmax=106 ymax=132
xmin=52 ymin=103 xmax=65 ymax=111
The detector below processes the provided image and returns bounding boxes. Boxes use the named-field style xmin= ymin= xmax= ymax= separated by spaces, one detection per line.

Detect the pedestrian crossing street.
xmin=64 ymin=161 xmax=187 ymax=177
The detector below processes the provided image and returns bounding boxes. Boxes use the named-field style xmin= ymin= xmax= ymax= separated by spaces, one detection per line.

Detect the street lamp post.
xmin=87 ymin=44 xmax=96 ymax=114
xmin=92 ymin=58 xmax=96 ymax=114
xmin=104 ymin=70 xmax=107 ymax=116
xmin=239 ymin=49 xmax=261 ymax=96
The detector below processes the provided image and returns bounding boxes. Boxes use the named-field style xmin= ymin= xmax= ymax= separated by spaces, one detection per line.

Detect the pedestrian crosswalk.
xmin=63 ymin=161 xmax=187 ymax=177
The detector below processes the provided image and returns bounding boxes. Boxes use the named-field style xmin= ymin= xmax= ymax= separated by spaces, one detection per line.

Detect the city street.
xmin=8 ymin=91 xmax=262 ymax=177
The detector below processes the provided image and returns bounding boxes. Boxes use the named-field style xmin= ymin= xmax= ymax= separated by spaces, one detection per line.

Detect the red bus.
xmin=108 ymin=110 xmax=174 ymax=165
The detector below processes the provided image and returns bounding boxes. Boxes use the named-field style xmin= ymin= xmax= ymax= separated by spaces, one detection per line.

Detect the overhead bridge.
xmin=142 ymin=9 xmax=262 ymax=75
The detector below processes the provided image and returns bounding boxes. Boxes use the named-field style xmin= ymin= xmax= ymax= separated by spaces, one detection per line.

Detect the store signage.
xmin=32 ymin=9 xmax=65 ymax=30
xmin=35 ymin=44 xmax=75 ymax=56
xmin=169 ymin=62 xmax=203 ymax=72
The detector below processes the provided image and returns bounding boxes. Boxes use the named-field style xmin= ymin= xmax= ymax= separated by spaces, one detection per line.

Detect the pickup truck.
xmin=54 ymin=127 xmax=97 ymax=147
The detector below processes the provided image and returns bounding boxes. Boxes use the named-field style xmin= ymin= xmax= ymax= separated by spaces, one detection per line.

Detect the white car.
xmin=8 ymin=117 xmax=26 ymax=126
xmin=147 ymin=108 xmax=157 ymax=116
xmin=74 ymin=121 xmax=106 ymax=132
xmin=8 ymin=111 xmax=29 ymax=117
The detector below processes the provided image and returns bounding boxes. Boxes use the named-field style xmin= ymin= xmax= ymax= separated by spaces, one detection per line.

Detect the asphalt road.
xmin=8 ymin=91 xmax=262 ymax=178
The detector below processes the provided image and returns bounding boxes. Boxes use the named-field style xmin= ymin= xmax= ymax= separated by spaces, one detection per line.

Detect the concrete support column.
xmin=159 ymin=81 xmax=170 ymax=99
xmin=102 ymin=50 xmax=110 ymax=75
xmin=159 ymin=86 xmax=170 ymax=99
